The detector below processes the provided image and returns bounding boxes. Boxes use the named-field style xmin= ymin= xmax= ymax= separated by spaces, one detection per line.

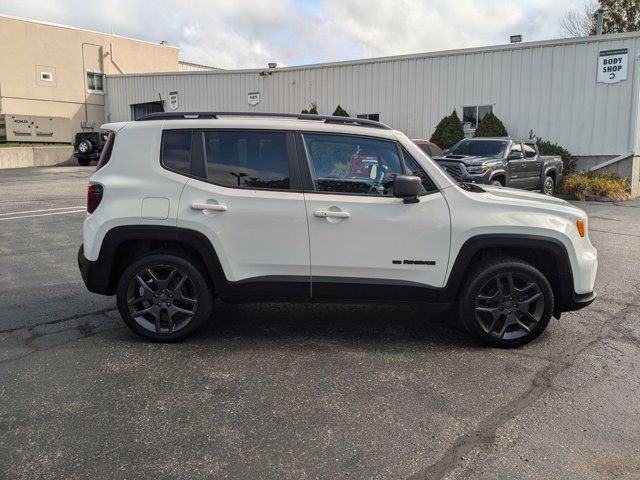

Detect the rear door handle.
xmin=314 ymin=210 xmax=350 ymax=219
xmin=191 ymin=202 xmax=228 ymax=212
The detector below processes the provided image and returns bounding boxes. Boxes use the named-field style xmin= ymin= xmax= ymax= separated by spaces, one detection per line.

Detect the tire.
xmin=457 ymin=257 xmax=553 ymax=348
xmin=491 ymin=179 xmax=503 ymax=187
xmin=542 ymin=176 xmax=555 ymax=195
xmin=116 ymin=253 xmax=213 ymax=342
xmin=77 ymin=139 xmax=92 ymax=154
xmin=77 ymin=157 xmax=91 ymax=166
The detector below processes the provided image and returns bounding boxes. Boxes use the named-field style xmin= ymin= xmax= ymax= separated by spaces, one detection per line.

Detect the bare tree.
xmin=559 ymin=1 xmax=598 ymax=37
xmin=560 ymin=0 xmax=640 ymax=37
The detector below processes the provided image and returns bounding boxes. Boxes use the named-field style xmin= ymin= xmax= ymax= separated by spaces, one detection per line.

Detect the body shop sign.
xmin=597 ymin=48 xmax=628 ymax=84
xmin=169 ymin=91 xmax=179 ymax=110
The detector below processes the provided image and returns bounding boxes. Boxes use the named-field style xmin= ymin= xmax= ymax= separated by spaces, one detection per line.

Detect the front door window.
xmin=302 ymin=134 xmax=403 ymax=195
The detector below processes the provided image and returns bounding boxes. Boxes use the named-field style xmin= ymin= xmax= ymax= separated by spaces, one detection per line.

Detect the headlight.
xmin=467 ymin=165 xmax=489 ymax=174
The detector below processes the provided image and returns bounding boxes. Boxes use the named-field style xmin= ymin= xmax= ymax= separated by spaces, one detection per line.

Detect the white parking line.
xmin=0 ymin=209 xmax=86 ymax=221
xmin=0 ymin=205 xmax=85 ymax=217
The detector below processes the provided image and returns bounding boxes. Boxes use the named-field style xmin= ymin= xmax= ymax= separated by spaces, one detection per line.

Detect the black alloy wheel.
xmin=116 ymin=254 xmax=213 ymax=342
xmin=458 ymin=257 xmax=553 ymax=347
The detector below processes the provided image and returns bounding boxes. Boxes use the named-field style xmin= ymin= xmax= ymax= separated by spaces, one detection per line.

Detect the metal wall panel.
xmin=105 ymin=34 xmax=640 ymax=156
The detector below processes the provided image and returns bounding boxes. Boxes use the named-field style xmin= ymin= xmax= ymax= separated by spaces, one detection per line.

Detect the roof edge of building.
xmin=106 ymin=31 xmax=640 ymax=79
xmin=0 ymin=13 xmax=180 ymax=50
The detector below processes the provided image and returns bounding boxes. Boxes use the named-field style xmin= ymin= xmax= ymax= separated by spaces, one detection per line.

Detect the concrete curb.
xmin=0 ymin=146 xmax=75 ymax=169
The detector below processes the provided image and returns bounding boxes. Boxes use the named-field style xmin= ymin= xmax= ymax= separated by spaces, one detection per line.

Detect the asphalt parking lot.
xmin=1 ymin=166 xmax=639 ymax=479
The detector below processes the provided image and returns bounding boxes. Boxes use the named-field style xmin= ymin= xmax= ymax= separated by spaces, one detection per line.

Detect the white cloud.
xmin=0 ymin=0 xmax=585 ymax=69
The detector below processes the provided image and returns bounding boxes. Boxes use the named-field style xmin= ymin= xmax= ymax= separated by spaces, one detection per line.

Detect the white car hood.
xmin=478 ymin=185 xmax=585 ymax=216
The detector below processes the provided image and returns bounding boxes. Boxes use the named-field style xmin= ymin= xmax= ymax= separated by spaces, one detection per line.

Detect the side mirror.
xmin=442 ymin=148 xmax=449 ymax=155
xmin=508 ymin=151 xmax=524 ymax=160
xmin=393 ymin=175 xmax=422 ymax=203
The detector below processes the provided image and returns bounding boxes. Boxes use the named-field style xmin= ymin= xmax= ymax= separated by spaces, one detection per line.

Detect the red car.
xmin=412 ymin=139 xmax=443 ymax=157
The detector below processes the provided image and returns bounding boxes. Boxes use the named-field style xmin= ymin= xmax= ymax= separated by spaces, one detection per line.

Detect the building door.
xmin=131 ymin=101 xmax=165 ymax=120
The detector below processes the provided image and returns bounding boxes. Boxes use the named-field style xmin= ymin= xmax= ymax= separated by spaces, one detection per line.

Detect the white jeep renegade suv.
xmin=78 ymin=112 xmax=597 ymax=347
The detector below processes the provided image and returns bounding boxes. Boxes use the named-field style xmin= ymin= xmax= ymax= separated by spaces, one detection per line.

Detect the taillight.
xmin=87 ymin=184 xmax=103 ymax=213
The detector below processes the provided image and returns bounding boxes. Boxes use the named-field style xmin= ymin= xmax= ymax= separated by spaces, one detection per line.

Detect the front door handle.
xmin=191 ymin=202 xmax=228 ymax=212
xmin=314 ymin=210 xmax=350 ymax=219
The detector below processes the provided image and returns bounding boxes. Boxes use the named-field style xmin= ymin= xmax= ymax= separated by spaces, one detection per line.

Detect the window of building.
xmin=356 ymin=113 xmax=380 ymax=122
xmin=203 ymin=131 xmax=289 ymax=189
xmin=462 ymin=105 xmax=493 ymax=130
xmin=87 ymin=71 xmax=104 ymax=93
xmin=132 ymin=101 xmax=165 ymax=120
xmin=40 ymin=72 xmax=53 ymax=82
xmin=303 ymin=133 xmax=402 ymax=195
xmin=161 ymin=130 xmax=192 ymax=175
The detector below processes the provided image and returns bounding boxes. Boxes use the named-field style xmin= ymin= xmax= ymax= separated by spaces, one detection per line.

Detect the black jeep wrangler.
xmin=73 ymin=131 xmax=107 ymax=166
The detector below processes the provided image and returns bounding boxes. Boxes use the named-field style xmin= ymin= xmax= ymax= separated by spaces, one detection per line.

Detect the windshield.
xmin=449 ymin=139 xmax=509 ymax=157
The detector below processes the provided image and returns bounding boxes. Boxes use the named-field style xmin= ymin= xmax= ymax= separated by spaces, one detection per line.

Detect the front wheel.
xmin=457 ymin=257 xmax=553 ymax=348
xmin=116 ymin=253 xmax=213 ymax=342
xmin=542 ymin=176 xmax=555 ymax=195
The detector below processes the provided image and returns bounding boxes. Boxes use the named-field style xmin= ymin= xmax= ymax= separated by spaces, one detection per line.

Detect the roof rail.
xmin=135 ymin=111 xmax=392 ymax=130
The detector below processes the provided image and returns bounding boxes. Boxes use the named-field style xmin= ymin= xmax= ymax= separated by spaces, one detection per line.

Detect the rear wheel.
xmin=116 ymin=253 xmax=213 ymax=342
xmin=542 ymin=176 xmax=555 ymax=195
xmin=458 ymin=257 xmax=553 ymax=348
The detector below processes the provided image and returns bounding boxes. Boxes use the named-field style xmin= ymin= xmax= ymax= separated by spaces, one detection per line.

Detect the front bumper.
xmin=78 ymin=245 xmax=114 ymax=295
xmin=563 ymin=290 xmax=597 ymax=312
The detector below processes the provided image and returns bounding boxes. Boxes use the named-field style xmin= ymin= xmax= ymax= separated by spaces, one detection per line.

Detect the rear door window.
xmin=428 ymin=144 xmax=443 ymax=156
xmin=417 ymin=143 xmax=433 ymax=156
xmin=203 ymin=131 xmax=290 ymax=189
xmin=96 ymin=131 xmax=115 ymax=171
xmin=161 ymin=130 xmax=192 ymax=174
xmin=523 ymin=143 xmax=537 ymax=158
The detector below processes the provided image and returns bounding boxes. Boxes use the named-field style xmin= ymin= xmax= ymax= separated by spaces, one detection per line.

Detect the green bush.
xmin=558 ymin=171 xmax=631 ymax=201
xmin=536 ymin=138 xmax=576 ymax=173
xmin=301 ymin=102 xmax=319 ymax=114
xmin=474 ymin=112 xmax=508 ymax=137
xmin=332 ymin=105 xmax=350 ymax=117
xmin=430 ymin=110 xmax=465 ymax=149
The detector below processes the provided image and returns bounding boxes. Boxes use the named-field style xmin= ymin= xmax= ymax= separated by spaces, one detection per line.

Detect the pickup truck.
xmin=433 ymin=138 xmax=563 ymax=195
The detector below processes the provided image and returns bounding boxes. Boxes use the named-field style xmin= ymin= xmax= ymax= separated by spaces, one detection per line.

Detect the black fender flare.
xmin=488 ymin=169 xmax=508 ymax=184
xmin=439 ymin=234 xmax=575 ymax=309
xmin=79 ymin=225 xmax=228 ymax=295
xmin=542 ymin=166 xmax=557 ymax=179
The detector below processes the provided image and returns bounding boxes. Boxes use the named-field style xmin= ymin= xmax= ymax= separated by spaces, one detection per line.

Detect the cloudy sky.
xmin=0 ymin=0 xmax=585 ymax=69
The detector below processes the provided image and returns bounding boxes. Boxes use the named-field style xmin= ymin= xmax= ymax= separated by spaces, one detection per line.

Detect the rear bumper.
xmin=78 ymin=245 xmax=114 ymax=295
xmin=73 ymin=151 xmax=100 ymax=159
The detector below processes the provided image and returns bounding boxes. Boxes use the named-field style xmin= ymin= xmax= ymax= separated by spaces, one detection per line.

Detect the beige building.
xmin=0 ymin=14 xmax=180 ymax=142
